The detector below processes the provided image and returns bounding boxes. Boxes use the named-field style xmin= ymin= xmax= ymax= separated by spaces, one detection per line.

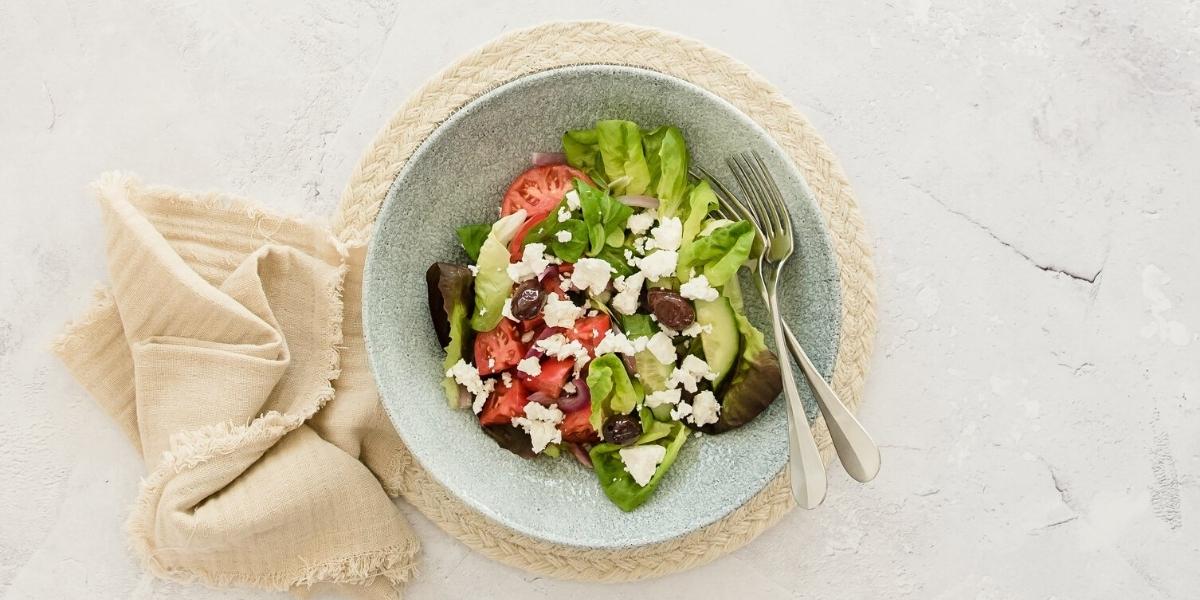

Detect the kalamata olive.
xmin=602 ymin=414 xmax=642 ymax=445
xmin=511 ymin=279 xmax=545 ymax=320
xmin=646 ymin=288 xmax=695 ymax=330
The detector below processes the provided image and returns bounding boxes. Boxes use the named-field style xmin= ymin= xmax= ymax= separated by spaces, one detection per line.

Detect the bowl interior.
xmin=364 ymin=65 xmax=841 ymax=548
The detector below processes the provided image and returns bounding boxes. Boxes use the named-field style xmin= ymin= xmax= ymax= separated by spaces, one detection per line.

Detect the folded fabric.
xmin=54 ymin=173 xmax=417 ymax=598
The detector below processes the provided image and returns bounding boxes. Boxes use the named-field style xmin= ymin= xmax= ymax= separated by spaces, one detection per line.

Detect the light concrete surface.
xmin=1 ymin=1 xmax=1197 ymax=598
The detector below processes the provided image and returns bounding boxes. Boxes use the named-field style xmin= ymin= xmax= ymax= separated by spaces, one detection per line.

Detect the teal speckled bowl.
xmin=364 ymin=65 xmax=840 ymax=549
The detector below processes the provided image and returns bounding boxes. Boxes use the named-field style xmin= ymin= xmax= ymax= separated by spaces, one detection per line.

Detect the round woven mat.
xmin=334 ymin=21 xmax=876 ymax=581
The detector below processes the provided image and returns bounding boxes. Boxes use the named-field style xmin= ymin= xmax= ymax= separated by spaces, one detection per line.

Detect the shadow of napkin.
xmin=54 ymin=173 xmax=417 ymax=598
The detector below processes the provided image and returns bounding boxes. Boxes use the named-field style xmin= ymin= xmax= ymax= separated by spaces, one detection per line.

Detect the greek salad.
xmin=427 ymin=120 xmax=783 ymax=511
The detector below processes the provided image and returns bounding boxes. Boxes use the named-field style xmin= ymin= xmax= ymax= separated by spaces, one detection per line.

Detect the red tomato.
xmin=560 ymin=404 xmax=599 ymax=444
xmin=478 ymin=377 xmax=529 ymax=427
xmin=521 ymin=358 xmax=574 ymax=397
xmin=518 ymin=315 xmax=545 ymax=334
xmin=500 ymin=165 xmax=591 ymax=218
xmin=565 ymin=314 xmax=611 ymax=356
xmin=508 ymin=213 xmax=549 ymax=262
xmin=474 ymin=320 xmax=525 ymax=376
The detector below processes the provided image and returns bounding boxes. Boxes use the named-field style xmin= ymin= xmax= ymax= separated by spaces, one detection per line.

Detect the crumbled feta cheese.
xmin=645 ymin=332 xmax=677 ymax=364
xmin=680 ymin=322 xmax=713 ymax=338
xmin=563 ymin=381 xmax=577 ymax=395
xmin=633 ymin=236 xmax=648 ymax=254
xmin=644 ymin=388 xmax=682 ymax=409
xmin=502 ymin=298 xmax=519 ymax=322
xmin=467 ymin=265 xmax=480 ymax=276
xmin=565 ymin=190 xmax=581 ymax=210
xmin=650 ymin=217 xmax=683 ymax=252
xmin=516 ymin=356 xmax=542 ymax=377
xmin=536 ymin=334 xmax=589 ymax=364
xmin=595 ymin=331 xmax=637 ymax=356
xmin=611 ymin=272 xmax=646 ymax=315
xmin=507 ymin=242 xmax=554 ymax=282
xmin=542 ymin=294 xmax=584 ymax=328
xmin=659 ymin=324 xmax=680 ymax=338
xmin=487 ymin=357 xmax=496 ymax=370
xmin=557 ymin=206 xmax=572 ymax=222
xmin=668 ymin=354 xmax=717 ymax=393
xmin=627 ymin=211 xmax=656 ymax=235
xmin=698 ymin=218 xmax=734 ymax=237
xmin=479 ymin=307 xmax=488 ymax=315
xmin=501 ymin=372 xmax=513 ymax=387
xmin=670 ymin=401 xmax=693 ymax=422
xmin=446 ymin=359 xmax=494 ymax=414
xmin=689 ymin=391 xmax=721 ymax=426
xmin=619 ymin=444 xmax=667 ymax=487
xmin=679 ymin=274 xmax=719 ymax=302
xmin=693 ymin=431 xmax=704 ymax=438
xmin=520 ymin=330 xmax=535 ymax=343
xmin=555 ymin=229 xmax=573 ymax=243
xmin=559 ymin=278 xmax=571 ymax=291
xmin=624 ymin=249 xmax=635 ymax=261
xmin=636 ymin=250 xmax=678 ymax=281
xmin=511 ymin=403 xmax=564 ymax=454
xmin=570 ymin=258 xmax=615 ymax=295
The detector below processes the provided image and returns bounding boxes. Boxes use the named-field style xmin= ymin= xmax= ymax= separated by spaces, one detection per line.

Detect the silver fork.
xmin=717 ymin=152 xmax=881 ymax=488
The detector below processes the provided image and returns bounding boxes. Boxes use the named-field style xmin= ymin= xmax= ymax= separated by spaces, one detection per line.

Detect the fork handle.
xmin=766 ymin=290 xmax=828 ymax=509
xmin=781 ymin=322 xmax=881 ymax=483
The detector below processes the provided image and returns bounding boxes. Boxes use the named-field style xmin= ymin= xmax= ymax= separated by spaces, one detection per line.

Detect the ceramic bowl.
xmin=364 ymin=65 xmax=840 ymax=548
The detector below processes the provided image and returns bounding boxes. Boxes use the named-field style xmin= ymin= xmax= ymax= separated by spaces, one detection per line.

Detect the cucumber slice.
xmin=695 ymin=296 xmax=739 ymax=387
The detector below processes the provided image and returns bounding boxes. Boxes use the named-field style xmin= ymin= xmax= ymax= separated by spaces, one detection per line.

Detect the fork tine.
xmin=734 ymin=153 xmax=777 ymax=233
xmin=750 ymin=151 xmax=792 ymax=237
xmin=695 ymin=166 xmax=766 ymax=237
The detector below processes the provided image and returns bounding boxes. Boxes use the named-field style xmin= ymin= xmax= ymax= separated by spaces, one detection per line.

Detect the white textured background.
xmin=2 ymin=1 xmax=1197 ymax=598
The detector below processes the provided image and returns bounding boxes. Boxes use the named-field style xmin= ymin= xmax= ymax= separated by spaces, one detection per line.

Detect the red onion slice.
xmin=616 ymin=195 xmax=659 ymax=209
xmin=538 ymin=264 xmax=559 ymax=282
xmin=528 ymin=391 xmax=557 ymax=407
xmin=556 ymin=377 xmax=590 ymax=412
xmin=568 ymin=443 xmax=593 ymax=469
xmin=531 ymin=152 xmax=566 ymax=166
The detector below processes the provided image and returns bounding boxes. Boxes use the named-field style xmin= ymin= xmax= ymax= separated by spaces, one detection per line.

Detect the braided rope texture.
xmin=334 ymin=21 xmax=877 ymax=581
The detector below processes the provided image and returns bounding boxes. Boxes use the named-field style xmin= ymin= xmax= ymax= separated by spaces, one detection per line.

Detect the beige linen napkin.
xmin=54 ymin=173 xmax=418 ymax=598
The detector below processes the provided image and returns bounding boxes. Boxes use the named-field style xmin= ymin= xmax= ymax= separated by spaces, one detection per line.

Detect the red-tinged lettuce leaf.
xmin=701 ymin=281 xmax=783 ymax=434
xmin=426 ymin=262 xmax=474 ymax=348
xmin=483 ymin=424 xmax=534 ymax=459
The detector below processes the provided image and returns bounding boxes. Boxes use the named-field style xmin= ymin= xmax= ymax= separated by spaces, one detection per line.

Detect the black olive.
xmin=510 ymin=279 xmax=545 ymax=320
xmin=646 ymin=288 xmax=695 ymax=330
xmin=602 ymin=414 xmax=642 ymax=446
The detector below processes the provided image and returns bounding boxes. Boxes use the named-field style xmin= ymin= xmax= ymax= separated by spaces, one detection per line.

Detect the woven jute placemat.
xmin=335 ymin=21 xmax=876 ymax=581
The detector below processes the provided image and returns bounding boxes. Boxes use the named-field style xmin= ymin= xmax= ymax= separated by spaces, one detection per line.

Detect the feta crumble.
xmin=543 ymin=294 xmax=584 ymax=328
xmin=536 ymin=333 xmax=590 ymax=364
xmin=507 ymin=242 xmax=554 ymax=282
xmin=595 ymin=331 xmax=637 ymax=356
xmin=611 ymin=272 xmax=646 ymax=315
xmin=644 ymin=388 xmax=682 ymax=409
xmin=557 ymin=206 xmax=572 ymax=222
xmin=565 ymin=189 xmax=581 ymax=210
xmin=446 ymin=359 xmax=494 ymax=414
xmin=516 ymin=356 xmax=542 ymax=377
xmin=570 ymin=257 xmax=615 ymax=295
xmin=627 ymin=211 xmax=656 ymax=235
xmin=650 ymin=216 xmax=683 ymax=251
xmin=563 ymin=381 xmax=577 ymax=395
xmin=511 ymin=402 xmax=564 ymax=454
xmin=645 ymin=331 xmax=677 ymax=364
xmin=636 ymin=250 xmax=678 ymax=281
xmin=467 ymin=265 xmax=480 ymax=276
xmin=679 ymin=274 xmax=719 ymax=302
xmin=669 ymin=354 xmax=717 ymax=393
xmin=689 ymin=390 xmax=721 ymax=426
xmin=680 ymin=321 xmax=713 ymax=337
xmin=555 ymin=229 xmax=573 ymax=243
xmin=619 ymin=444 xmax=667 ymax=487
xmin=670 ymin=401 xmax=693 ymax=422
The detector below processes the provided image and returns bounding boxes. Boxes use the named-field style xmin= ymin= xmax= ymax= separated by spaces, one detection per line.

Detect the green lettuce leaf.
xmin=426 ymin=263 xmax=475 ymax=406
xmin=680 ymin=181 xmax=719 ymax=250
xmin=594 ymin=120 xmax=652 ymax=195
xmin=577 ymin=179 xmax=633 ymax=257
xmin=586 ymin=353 xmax=642 ymax=432
xmin=642 ymin=125 xmax=690 ymax=217
xmin=469 ymin=212 xmax=526 ymax=331
xmin=455 ymin=224 xmax=491 ymax=262
xmin=676 ymin=220 xmax=755 ymax=286
xmin=588 ymin=421 xmax=689 ymax=511
xmin=562 ymin=128 xmax=603 ymax=181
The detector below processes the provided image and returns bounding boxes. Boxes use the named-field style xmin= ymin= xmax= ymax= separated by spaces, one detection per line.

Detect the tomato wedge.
xmin=479 ymin=377 xmax=529 ymax=427
xmin=474 ymin=320 xmax=525 ymax=376
xmin=500 ymin=164 xmax=591 ymax=218
xmin=521 ymin=357 xmax=574 ymax=397
xmin=560 ymin=403 xmax=599 ymax=444
xmin=565 ymin=314 xmax=611 ymax=356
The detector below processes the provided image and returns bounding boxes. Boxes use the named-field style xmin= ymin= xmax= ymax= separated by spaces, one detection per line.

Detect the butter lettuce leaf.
xmin=588 ymin=421 xmax=689 ymax=511
xmin=642 ymin=125 xmax=690 ymax=217
xmin=676 ymin=220 xmax=755 ymax=287
xmin=586 ymin=353 xmax=642 ymax=432
xmin=426 ymin=262 xmax=475 ymax=406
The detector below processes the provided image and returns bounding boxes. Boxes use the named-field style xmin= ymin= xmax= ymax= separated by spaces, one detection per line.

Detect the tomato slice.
xmin=521 ymin=357 xmax=574 ymax=397
xmin=560 ymin=403 xmax=600 ymax=444
xmin=508 ymin=212 xmax=549 ymax=262
xmin=478 ymin=377 xmax=529 ymax=427
xmin=474 ymin=320 xmax=525 ymax=376
xmin=500 ymin=164 xmax=591 ymax=218
xmin=565 ymin=314 xmax=611 ymax=356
